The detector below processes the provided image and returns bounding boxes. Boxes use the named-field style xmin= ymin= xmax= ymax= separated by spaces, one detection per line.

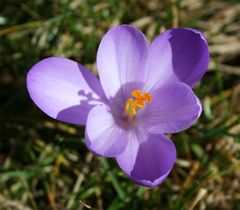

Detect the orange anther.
xmin=131 ymin=90 xmax=143 ymax=98
xmin=125 ymin=90 xmax=152 ymax=116
xmin=134 ymin=99 xmax=145 ymax=108
xmin=144 ymin=93 xmax=152 ymax=103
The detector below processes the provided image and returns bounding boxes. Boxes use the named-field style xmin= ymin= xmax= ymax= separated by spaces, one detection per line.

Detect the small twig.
xmin=209 ymin=61 xmax=240 ymax=76
xmin=66 ymin=174 xmax=84 ymax=209
xmin=0 ymin=194 xmax=33 ymax=210
xmin=188 ymin=188 xmax=208 ymax=210
xmin=172 ymin=2 xmax=179 ymax=28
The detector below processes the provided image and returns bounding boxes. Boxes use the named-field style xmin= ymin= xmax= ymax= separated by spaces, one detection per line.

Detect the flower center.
xmin=125 ymin=90 xmax=152 ymax=116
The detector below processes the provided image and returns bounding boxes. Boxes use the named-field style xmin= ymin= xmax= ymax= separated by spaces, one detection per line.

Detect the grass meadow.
xmin=1 ymin=0 xmax=240 ymax=209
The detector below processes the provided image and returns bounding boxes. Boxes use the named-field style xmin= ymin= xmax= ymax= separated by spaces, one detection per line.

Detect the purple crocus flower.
xmin=27 ymin=25 xmax=209 ymax=187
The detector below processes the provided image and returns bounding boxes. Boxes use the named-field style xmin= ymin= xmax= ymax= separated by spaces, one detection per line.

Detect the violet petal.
xmin=97 ymin=25 xmax=149 ymax=99
xmin=27 ymin=57 xmax=105 ymax=125
xmin=144 ymin=28 xmax=209 ymax=91
xmin=116 ymin=131 xmax=176 ymax=187
xmin=85 ymin=105 xmax=128 ymax=157
xmin=140 ymin=82 xmax=201 ymax=134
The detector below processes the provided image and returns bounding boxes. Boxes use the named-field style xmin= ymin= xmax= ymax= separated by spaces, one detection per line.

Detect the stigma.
xmin=125 ymin=90 xmax=152 ymax=116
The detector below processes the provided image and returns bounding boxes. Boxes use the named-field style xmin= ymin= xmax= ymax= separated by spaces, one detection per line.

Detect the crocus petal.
xmin=27 ymin=57 xmax=106 ymax=125
xmin=116 ymin=131 xmax=176 ymax=187
xmin=85 ymin=105 xmax=128 ymax=157
xmin=144 ymin=28 xmax=209 ymax=91
xmin=140 ymin=82 xmax=201 ymax=134
xmin=97 ymin=25 xmax=149 ymax=99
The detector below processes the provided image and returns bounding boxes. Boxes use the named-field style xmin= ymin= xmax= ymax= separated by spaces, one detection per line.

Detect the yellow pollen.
xmin=125 ymin=90 xmax=152 ymax=116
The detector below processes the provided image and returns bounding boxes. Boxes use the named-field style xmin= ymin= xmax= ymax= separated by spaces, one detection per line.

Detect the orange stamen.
xmin=125 ymin=90 xmax=152 ymax=116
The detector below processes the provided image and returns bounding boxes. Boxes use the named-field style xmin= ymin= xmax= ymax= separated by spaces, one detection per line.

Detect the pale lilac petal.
xmin=27 ymin=57 xmax=106 ymax=125
xmin=116 ymin=131 xmax=176 ymax=187
xmin=97 ymin=25 xmax=149 ymax=99
xmin=85 ymin=105 xmax=128 ymax=157
xmin=140 ymin=82 xmax=201 ymax=134
xmin=144 ymin=28 xmax=209 ymax=91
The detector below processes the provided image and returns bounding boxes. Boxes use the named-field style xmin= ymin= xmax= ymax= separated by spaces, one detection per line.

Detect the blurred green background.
xmin=1 ymin=0 xmax=240 ymax=209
